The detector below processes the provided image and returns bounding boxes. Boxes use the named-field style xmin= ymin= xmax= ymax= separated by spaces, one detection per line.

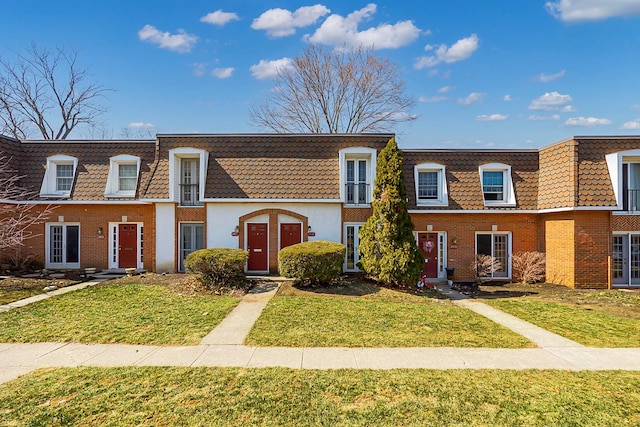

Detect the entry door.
xmin=612 ymin=235 xmax=629 ymax=285
xmin=118 ymin=224 xmax=138 ymax=268
xmin=280 ymin=223 xmax=301 ymax=250
xmin=418 ymin=232 xmax=439 ymax=278
xmin=247 ymin=223 xmax=268 ymax=271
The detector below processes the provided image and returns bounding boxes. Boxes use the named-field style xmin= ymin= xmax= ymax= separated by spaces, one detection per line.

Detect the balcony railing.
xmin=180 ymin=183 xmax=202 ymax=206
xmin=345 ymin=183 xmax=369 ymax=205
xmin=624 ymin=189 xmax=640 ymax=211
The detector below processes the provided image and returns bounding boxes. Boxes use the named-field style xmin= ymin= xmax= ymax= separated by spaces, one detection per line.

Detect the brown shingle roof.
xmin=403 ymin=150 xmax=539 ymax=210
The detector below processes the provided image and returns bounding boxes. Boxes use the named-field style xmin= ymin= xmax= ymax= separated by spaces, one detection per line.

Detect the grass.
xmin=0 ymin=284 xmax=240 ymax=345
xmin=246 ymin=294 xmax=532 ymax=348
xmin=0 ymin=367 xmax=638 ymax=426
xmin=0 ymin=288 xmax=43 ymax=305
xmin=486 ymin=299 xmax=640 ymax=347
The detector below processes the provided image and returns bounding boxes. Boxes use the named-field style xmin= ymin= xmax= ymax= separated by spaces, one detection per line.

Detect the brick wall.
xmin=409 ymin=213 xmax=538 ymax=282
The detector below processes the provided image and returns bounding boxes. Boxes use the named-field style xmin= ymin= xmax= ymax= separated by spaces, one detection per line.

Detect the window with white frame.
xmin=179 ymin=223 xmax=204 ymax=271
xmin=476 ymin=232 xmax=511 ymax=278
xmin=339 ymin=147 xmax=376 ymax=206
xmin=414 ymin=163 xmax=448 ymax=206
xmin=479 ymin=163 xmax=516 ymax=206
xmin=344 ymin=223 xmax=364 ymax=271
xmin=46 ymin=223 xmax=80 ymax=268
xmin=168 ymin=148 xmax=208 ymax=206
xmin=105 ymin=155 xmax=140 ymax=197
xmin=40 ymin=155 xmax=78 ymax=197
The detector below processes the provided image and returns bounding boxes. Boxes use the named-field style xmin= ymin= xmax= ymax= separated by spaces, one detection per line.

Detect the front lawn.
xmin=246 ymin=281 xmax=532 ymax=347
xmin=486 ymin=299 xmax=640 ymax=347
xmin=0 ymin=367 xmax=638 ymax=426
xmin=0 ymin=284 xmax=239 ymax=345
xmin=0 ymin=288 xmax=42 ymax=305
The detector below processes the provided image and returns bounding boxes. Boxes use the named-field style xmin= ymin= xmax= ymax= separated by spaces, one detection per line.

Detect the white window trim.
xmin=178 ymin=222 xmax=205 ymax=272
xmin=108 ymin=222 xmax=144 ymax=269
xmin=104 ymin=155 xmax=141 ymax=198
xmin=45 ymin=222 xmax=80 ymax=269
xmin=40 ymin=155 xmax=78 ymax=198
xmin=414 ymin=163 xmax=448 ymax=206
xmin=479 ymin=163 xmax=516 ymax=207
xmin=474 ymin=231 xmax=512 ymax=279
xmin=344 ymin=222 xmax=365 ymax=272
xmin=339 ymin=147 xmax=377 ymax=207
xmin=168 ymin=147 xmax=209 ymax=204
xmin=606 ymin=150 xmax=640 ymax=211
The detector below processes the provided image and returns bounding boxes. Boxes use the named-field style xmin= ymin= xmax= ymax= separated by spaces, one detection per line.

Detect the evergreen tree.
xmin=358 ymin=138 xmax=424 ymax=286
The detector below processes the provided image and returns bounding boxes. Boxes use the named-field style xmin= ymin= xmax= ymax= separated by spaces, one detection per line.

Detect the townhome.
xmin=1 ymin=133 xmax=640 ymax=289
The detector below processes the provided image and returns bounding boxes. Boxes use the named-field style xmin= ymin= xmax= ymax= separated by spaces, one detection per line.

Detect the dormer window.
xmin=414 ymin=163 xmax=448 ymax=206
xmin=339 ymin=147 xmax=377 ymax=206
xmin=168 ymin=148 xmax=209 ymax=206
xmin=105 ymin=155 xmax=140 ymax=198
xmin=40 ymin=155 xmax=78 ymax=198
xmin=479 ymin=163 xmax=516 ymax=207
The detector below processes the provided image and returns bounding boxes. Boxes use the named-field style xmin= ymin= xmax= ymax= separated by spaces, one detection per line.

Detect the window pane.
xmin=476 ymin=234 xmax=492 ymax=257
xmin=483 ymin=171 xmax=504 ymax=200
xmin=418 ymin=171 xmax=439 ymax=199
xmin=346 ymin=160 xmax=354 ymax=183
xmin=358 ymin=160 xmax=367 ymax=184
xmin=66 ymin=225 xmax=80 ymax=263
xmin=50 ymin=226 xmax=63 ymax=263
xmin=56 ymin=164 xmax=74 ymax=191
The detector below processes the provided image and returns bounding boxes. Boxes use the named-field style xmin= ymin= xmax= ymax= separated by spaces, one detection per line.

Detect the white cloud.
xmin=503 ymin=94 xmax=514 ymax=101
xmin=250 ymin=58 xmax=293 ymax=80
xmin=307 ymin=4 xmax=420 ymax=49
xmin=546 ymin=0 xmax=640 ymax=22
xmin=138 ymin=25 xmax=197 ymax=53
xmin=201 ymin=10 xmax=240 ymax=26
xmin=458 ymin=92 xmax=485 ymax=105
xmin=128 ymin=122 xmax=154 ymax=129
xmin=192 ymin=63 xmax=207 ymax=77
xmin=529 ymin=114 xmax=561 ymax=121
xmin=562 ymin=105 xmax=577 ymax=112
xmin=211 ymin=67 xmax=234 ymax=79
xmin=564 ymin=116 xmax=612 ymax=126
xmin=476 ymin=114 xmax=508 ymax=121
xmin=418 ymin=96 xmax=447 ymax=103
xmin=534 ymin=69 xmax=566 ymax=82
xmin=414 ymin=34 xmax=479 ymax=69
xmin=528 ymin=91 xmax=572 ymax=110
xmin=252 ymin=4 xmax=330 ymax=37
xmin=622 ymin=119 xmax=640 ymax=130
xmin=437 ymin=85 xmax=455 ymax=94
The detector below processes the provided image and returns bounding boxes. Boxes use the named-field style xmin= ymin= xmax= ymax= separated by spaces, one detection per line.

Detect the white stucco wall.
xmin=206 ymin=202 xmax=342 ymax=249
xmin=155 ymin=203 xmax=176 ymax=272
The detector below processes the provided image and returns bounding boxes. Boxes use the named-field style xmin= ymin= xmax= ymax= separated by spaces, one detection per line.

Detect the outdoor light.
xmin=97 ymin=227 xmax=103 ymax=235
xmin=234 ymin=225 xmax=239 ymax=233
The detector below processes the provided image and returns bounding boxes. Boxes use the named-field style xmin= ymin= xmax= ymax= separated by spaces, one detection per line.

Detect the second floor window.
xmin=346 ymin=159 xmax=368 ymax=204
xmin=418 ymin=171 xmax=439 ymax=200
xmin=180 ymin=158 xmax=200 ymax=205
xmin=56 ymin=164 xmax=74 ymax=192
xmin=118 ymin=164 xmax=138 ymax=192
xmin=482 ymin=171 xmax=505 ymax=201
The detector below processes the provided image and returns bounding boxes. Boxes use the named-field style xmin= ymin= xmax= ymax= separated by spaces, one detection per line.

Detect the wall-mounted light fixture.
xmin=308 ymin=225 xmax=312 ymax=232
xmin=451 ymin=236 xmax=458 ymax=245
xmin=97 ymin=227 xmax=103 ymax=235
xmin=234 ymin=225 xmax=239 ymax=233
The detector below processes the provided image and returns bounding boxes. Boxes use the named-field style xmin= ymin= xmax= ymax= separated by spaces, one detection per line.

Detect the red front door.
xmin=247 ymin=223 xmax=268 ymax=271
xmin=280 ymin=223 xmax=301 ymax=250
xmin=418 ymin=232 xmax=439 ymax=278
xmin=118 ymin=224 xmax=138 ymax=268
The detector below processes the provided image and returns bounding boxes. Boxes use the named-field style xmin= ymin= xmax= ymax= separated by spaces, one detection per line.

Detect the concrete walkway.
xmin=1 ymin=279 xmax=639 ymax=386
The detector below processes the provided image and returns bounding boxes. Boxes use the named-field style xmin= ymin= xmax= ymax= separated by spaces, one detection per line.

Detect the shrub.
xmin=278 ymin=240 xmax=345 ymax=286
xmin=512 ymin=251 xmax=546 ymax=284
xmin=470 ymin=254 xmax=502 ymax=283
xmin=184 ymin=248 xmax=248 ymax=290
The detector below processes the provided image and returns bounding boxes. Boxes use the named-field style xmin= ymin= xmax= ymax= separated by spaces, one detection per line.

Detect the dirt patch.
xmin=0 ymin=275 xmax=80 ymax=292
xmin=475 ymin=282 xmax=640 ymax=319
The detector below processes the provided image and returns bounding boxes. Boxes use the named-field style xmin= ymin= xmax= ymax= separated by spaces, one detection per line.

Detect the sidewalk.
xmin=1 ymin=280 xmax=639 ymax=386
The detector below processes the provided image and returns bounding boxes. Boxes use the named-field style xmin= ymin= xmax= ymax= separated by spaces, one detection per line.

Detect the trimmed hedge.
xmin=278 ymin=240 xmax=345 ymax=285
xmin=184 ymin=248 xmax=248 ymax=290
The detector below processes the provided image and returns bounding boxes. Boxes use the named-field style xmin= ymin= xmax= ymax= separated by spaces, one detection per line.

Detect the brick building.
xmin=1 ymin=133 xmax=639 ymax=289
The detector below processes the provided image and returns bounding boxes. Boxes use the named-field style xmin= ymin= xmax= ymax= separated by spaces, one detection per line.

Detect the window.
xmin=414 ymin=163 xmax=448 ymax=206
xmin=339 ymin=147 xmax=376 ymax=206
xmin=622 ymin=163 xmax=640 ymax=211
xmin=344 ymin=223 xmax=364 ymax=271
xmin=180 ymin=158 xmax=201 ymax=206
xmin=168 ymin=148 xmax=208 ymax=205
xmin=105 ymin=155 xmax=140 ymax=197
xmin=46 ymin=223 xmax=80 ymax=268
xmin=476 ymin=232 xmax=511 ymax=278
xmin=346 ymin=159 xmax=368 ymax=204
xmin=40 ymin=155 xmax=78 ymax=197
xmin=479 ymin=164 xmax=516 ymax=206
xmin=179 ymin=223 xmax=204 ymax=271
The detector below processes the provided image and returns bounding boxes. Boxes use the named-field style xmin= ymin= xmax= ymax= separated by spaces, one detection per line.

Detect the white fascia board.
xmin=202 ymin=198 xmax=342 ymax=203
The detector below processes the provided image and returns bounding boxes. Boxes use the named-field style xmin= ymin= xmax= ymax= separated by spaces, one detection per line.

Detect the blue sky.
xmin=2 ymin=0 xmax=640 ymax=149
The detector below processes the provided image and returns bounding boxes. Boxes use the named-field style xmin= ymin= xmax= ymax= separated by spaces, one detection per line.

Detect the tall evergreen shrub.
xmin=358 ymin=138 xmax=424 ymax=286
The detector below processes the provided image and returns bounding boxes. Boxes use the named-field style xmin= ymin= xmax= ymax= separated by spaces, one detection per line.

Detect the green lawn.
xmin=0 ymin=367 xmax=638 ymax=426
xmin=486 ymin=299 xmax=640 ymax=347
xmin=0 ymin=284 xmax=239 ymax=345
xmin=246 ymin=296 xmax=532 ymax=347
xmin=0 ymin=288 xmax=42 ymax=305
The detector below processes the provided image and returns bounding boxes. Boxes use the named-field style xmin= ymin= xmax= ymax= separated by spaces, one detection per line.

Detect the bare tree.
xmin=0 ymin=43 xmax=110 ymax=140
xmin=250 ymin=44 xmax=417 ymax=134
xmin=512 ymin=251 xmax=546 ymax=284
xmin=0 ymin=154 xmax=53 ymax=254
xmin=470 ymin=254 xmax=502 ymax=284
